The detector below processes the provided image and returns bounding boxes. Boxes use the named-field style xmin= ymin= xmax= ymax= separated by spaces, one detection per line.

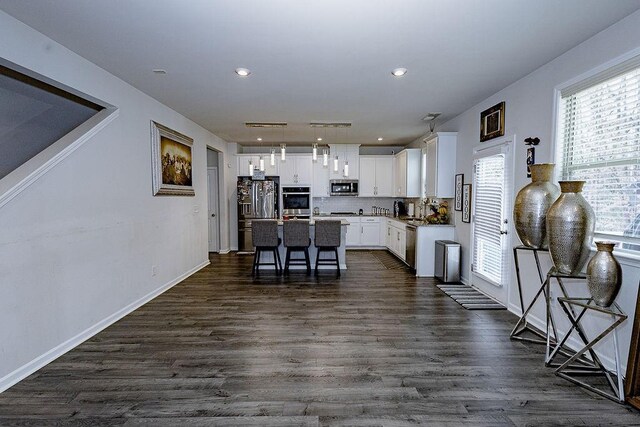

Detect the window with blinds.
xmin=557 ymin=56 xmax=640 ymax=252
xmin=472 ymin=154 xmax=506 ymax=285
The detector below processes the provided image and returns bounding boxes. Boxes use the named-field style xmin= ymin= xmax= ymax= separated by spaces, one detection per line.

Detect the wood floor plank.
xmin=0 ymin=250 xmax=637 ymax=425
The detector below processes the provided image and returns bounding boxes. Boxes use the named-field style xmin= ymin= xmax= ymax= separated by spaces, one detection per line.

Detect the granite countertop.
xmin=313 ymin=213 xmax=454 ymax=227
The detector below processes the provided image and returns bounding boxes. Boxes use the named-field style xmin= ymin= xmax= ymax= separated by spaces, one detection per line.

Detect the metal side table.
xmin=510 ymin=246 xmax=556 ymax=345
xmin=544 ymin=268 xmax=595 ymax=368
xmin=555 ymin=297 xmax=627 ymax=403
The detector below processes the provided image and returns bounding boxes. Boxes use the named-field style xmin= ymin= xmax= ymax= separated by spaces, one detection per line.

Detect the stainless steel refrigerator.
xmin=237 ymin=176 xmax=279 ymax=252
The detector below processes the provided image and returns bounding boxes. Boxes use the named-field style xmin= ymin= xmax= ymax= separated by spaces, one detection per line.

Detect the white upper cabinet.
xmin=423 ymin=132 xmax=457 ymax=198
xmin=236 ymin=154 xmax=279 ymax=176
xmin=280 ymin=155 xmax=313 ymax=185
xmin=328 ymin=144 xmax=360 ymax=180
xmin=359 ymin=156 xmax=394 ymax=197
xmin=394 ymin=149 xmax=421 ymax=198
xmin=312 ymin=160 xmax=330 ymax=197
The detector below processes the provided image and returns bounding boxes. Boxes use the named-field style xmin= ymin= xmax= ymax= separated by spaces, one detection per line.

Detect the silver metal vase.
xmin=586 ymin=241 xmax=622 ymax=307
xmin=513 ymin=163 xmax=560 ymax=249
xmin=546 ymin=181 xmax=595 ymax=274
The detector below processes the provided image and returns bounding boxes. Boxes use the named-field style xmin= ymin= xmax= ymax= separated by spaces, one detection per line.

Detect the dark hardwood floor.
xmin=1 ymin=251 xmax=639 ymax=426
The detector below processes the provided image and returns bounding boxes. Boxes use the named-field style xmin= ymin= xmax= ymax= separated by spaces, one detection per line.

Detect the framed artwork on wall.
xmin=151 ymin=121 xmax=195 ymax=196
xmin=480 ymin=101 xmax=505 ymax=142
xmin=462 ymin=184 xmax=472 ymax=223
xmin=454 ymin=174 xmax=464 ymax=211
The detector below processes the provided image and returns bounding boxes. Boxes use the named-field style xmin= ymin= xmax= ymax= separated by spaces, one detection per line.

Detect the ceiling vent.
xmin=245 ymin=122 xmax=287 ymax=128
xmin=309 ymin=122 xmax=352 ymax=128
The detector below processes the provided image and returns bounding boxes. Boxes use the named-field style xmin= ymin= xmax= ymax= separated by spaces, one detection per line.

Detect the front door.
xmin=471 ymin=141 xmax=512 ymax=304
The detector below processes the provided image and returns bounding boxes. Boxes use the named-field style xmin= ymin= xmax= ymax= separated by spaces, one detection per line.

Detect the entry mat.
xmin=435 ymin=282 xmax=506 ymax=310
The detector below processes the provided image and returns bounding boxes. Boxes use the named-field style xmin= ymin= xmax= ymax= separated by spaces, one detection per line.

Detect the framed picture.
xmin=526 ymin=147 xmax=535 ymax=178
xmin=151 ymin=121 xmax=195 ymax=196
xmin=480 ymin=101 xmax=505 ymax=142
xmin=454 ymin=174 xmax=464 ymax=211
xmin=462 ymin=184 xmax=472 ymax=223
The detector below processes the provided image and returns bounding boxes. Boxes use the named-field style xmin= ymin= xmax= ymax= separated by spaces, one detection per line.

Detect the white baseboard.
xmin=0 ymin=259 xmax=210 ymax=393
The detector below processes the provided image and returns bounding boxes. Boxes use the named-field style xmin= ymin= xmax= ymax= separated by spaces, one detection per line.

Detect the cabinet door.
xmin=312 ymin=161 xmax=330 ymax=197
xmin=359 ymin=157 xmax=377 ymax=197
xmin=398 ymin=229 xmax=406 ymax=260
xmin=425 ymin=139 xmax=438 ymax=197
xmin=361 ymin=222 xmax=380 ymax=246
xmin=375 ymin=157 xmax=394 ymax=197
xmin=386 ymin=225 xmax=393 ymax=250
xmin=395 ymin=152 xmax=407 ymax=196
xmin=279 ymin=159 xmax=297 ymax=185
xmin=345 ymin=217 xmax=361 ymax=246
xmin=345 ymin=145 xmax=360 ymax=180
xmin=295 ymin=155 xmax=313 ymax=185
xmin=263 ymin=155 xmax=279 ymax=176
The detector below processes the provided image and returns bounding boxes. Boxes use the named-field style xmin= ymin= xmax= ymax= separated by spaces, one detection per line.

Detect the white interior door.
xmin=470 ymin=140 xmax=512 ymax=304
xmin=207 ymin=167 xmax=220 ymax=252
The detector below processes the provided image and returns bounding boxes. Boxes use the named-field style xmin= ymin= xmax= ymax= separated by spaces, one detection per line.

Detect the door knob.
xmin=500 ymin=230 xmax=507 ymax=234
xmin=211 ymin=213 xmax=216 ymax=217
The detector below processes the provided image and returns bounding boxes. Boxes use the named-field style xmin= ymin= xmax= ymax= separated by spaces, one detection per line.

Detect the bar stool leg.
xmin=275 ymin=248 xmax=283 ymax=274
xmin=334 ymin=247 xmax=340 ymax=276
xmin=304 ymin=248 xmax=311 ymax=274
xmin=284 ymin=248 xmax=291 ymax=274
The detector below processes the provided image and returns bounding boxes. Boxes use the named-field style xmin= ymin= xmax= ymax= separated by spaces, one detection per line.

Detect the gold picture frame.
xmin=480 ymin=101 xmax=505 ymax=142
xmin=151 ymin=121 xmax=195 ymax=196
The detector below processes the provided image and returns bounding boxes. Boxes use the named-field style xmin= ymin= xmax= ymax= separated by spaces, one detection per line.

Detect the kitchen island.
xmin=255 ymin=220 xmax=349 ymax=271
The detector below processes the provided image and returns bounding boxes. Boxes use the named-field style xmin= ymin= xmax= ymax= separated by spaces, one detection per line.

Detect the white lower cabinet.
xmin=360 ymin=217 xmax=381 ymax=246
xmin=345 ymin=217 xmax=361 ymax=247
xmin=386 ymin=218 xmax=406 ymax=261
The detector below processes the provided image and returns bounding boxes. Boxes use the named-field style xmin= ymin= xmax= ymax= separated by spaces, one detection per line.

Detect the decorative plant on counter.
xmin=425 ymin=201 xmax=449 ymax=224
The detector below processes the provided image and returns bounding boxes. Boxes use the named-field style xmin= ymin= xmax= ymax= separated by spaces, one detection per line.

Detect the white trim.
xmin=218 ymin=249 xmax=231 ymax=254
xmin=0 ymin=108 xmax=119 ymax=209
xmin=0 ymin=259 xmax=210 ymax=394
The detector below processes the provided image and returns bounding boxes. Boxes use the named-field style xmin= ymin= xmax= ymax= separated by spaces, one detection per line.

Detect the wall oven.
xmin=330 ymin=179 xmax=359 ymax=196
xmin=282 ymin=186 xmax=311 ymax=218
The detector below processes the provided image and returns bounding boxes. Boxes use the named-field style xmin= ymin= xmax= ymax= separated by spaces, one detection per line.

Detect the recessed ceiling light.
xmin=152 ymin=69 xmax=167 ymax=74
xmin=317 ymin=137 xmax=323 ymax=141
xmin=377 ymin=137 xmax=384 ymax=141
xmin=391 ymin=68 xmax=407 ymax=77
xmin=257 ymin=137 xmax=262 ymax=141
xmin=235 ymin=68 xmax=251 ymax=77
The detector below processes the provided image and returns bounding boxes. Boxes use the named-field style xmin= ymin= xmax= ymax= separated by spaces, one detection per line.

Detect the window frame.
xmin=551 ymin=47 xmax=640 ymax=263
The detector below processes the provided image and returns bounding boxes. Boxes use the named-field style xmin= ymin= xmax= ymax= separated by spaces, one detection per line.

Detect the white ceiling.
xmin=2 ymin=0 xmax=639 ymax=146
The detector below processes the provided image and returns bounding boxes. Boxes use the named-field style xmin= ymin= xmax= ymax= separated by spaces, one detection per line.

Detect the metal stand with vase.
xmin=513 ymin=163 xmax=560 ymax=249
xmin=586 ymin=241 xmax=623 ymax=307
xmin=510 ymin=163 xmax=560 ymax=344
xmin=546 ymin=180 xmax=595 ymax=275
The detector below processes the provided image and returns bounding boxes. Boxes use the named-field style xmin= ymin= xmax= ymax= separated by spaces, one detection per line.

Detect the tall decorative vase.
xmin=513 ymin=163 xmax=560 ymax=249
xmin=546 ymin=181 xmax=595 ymax=274
xmin=586 ymin=241 xmax=622 ymax=307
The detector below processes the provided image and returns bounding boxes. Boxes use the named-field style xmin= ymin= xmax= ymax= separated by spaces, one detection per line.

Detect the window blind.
xmin=473 ymin=154 xmax=506 ymax=285
xmin=557 ymin=57 xmax=640 ymax=252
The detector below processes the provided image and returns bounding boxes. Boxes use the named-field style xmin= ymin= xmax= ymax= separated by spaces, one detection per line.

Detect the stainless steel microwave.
xmin=330 ymin=180 xmax=359 ymax=196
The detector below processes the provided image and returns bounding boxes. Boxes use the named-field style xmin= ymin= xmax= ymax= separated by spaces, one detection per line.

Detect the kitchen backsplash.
xmin=312 ymin=197 xmax=395 ymax=214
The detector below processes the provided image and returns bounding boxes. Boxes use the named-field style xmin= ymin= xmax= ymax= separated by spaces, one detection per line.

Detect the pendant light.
xmin=259 ymin=155 xmax=265 ymax=171
xmin=270 ymin=148 xmax=276 ymax=166
xmin=333 ymin=127 xmax=339 ymax=172
xmin=343 ymin=128 xmax=349 ymax=177
xmin=312 ymin=143 xmax=318 ymax=162
xmin=280 ymin=144 xmax=286 ymax=161
xmin=322 ymin=148 xmax=329 ymax=167
xmin=248 ymin=159 xmax=254 ymax=176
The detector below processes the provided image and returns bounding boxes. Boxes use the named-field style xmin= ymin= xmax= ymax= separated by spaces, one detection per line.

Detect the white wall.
xmin=434 ymin=11 xmax=640 ymax=370
xmin=0 ymin=11 xmax=232 ymax=390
